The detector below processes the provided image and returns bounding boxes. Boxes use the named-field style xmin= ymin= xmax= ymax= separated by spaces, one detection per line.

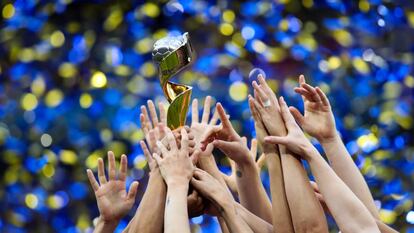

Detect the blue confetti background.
xmin=0 ymin=0 xmax=413 ymax=232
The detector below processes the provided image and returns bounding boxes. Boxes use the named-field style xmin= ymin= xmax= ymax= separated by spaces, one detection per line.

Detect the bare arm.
xmin=235 ymin=203 xmax=273 ymax=233
xmin=153 ymin=128 xmax=195 ymax=233
xmin=265 ymin=96 xmax=380 ymax=233
xmin=191 ymin=168 xmax=253 ymax=233
xmin=291 ymin=75 xmax=380 ymax=219
xmin=249 ymin=97 xmax=294 ymax=232
xmin=124 ymin=160 xmax=166 ymax=233
xmin=251 ymin=75 xmax=328 ymax=233
xmin=204 ymin=103 xmax=272 ymax=222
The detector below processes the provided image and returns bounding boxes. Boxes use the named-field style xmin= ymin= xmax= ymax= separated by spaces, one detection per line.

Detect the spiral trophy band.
xmin=152 ymin=32 xmax=195 ymax=129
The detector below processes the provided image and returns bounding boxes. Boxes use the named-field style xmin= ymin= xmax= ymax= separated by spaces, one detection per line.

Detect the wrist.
xmin=318 ymin=132 xmax=340 ymax=144
xmin=166 ymin=178 xmax=190 ymax=189
xmin=302 ymin=145 xmax=320 ymax=162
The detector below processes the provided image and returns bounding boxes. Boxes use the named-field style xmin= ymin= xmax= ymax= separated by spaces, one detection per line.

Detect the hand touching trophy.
xmin=152 ymin=32 xmax=195 ymax=129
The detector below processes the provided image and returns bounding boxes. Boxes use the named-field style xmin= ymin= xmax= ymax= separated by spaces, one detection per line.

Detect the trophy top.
xmin=152 ymin=32 xmax=190 ymax=63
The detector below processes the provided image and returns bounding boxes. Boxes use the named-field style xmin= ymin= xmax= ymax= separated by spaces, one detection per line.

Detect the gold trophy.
xmin=152 ymin=32 xmax=195 ymax=129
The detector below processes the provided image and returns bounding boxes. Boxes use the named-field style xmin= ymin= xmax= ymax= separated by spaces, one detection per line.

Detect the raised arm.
xmin=250 ymin=75 xmax=328 ymax=233
xmin=248 ymin=97 xmax=294 ymax=232
xmin=124 ymin=101 xmax=167 ymax=233
xmin=153 ymin=128 xmax=196 ymax=233
xmin=86 ymin=152 xmax=139 ymax=233
xmin=191 ymin=168 xmax=253 ymax=233
xmin=200 ymin=102 xmax=272 ymax=223
xmin=265 ymin=96 xmax=380 ymax=233
xmin=291 ymin=75 xmax=380 ymax=219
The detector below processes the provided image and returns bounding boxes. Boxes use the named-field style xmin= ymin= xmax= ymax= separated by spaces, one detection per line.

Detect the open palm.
xmin=87 ymin=151 xmax=139 ymax=222
xmin=290 ymin=75 xmax=337 ymax=142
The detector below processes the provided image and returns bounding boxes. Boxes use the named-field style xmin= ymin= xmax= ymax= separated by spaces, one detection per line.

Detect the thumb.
xmin=289 ymin=106 xmax=305 ymax=126
xmin=213 ymin=140 xmax=235 ymax=152
xmin=264 ymin=136 xmax=289 ymax=146
xmin=127 ymin=181 xmax=139 ymax=201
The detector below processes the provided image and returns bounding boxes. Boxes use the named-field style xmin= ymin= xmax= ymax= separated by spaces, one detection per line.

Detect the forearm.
xmin=236 ymin=202 xmax=273 ymax=233
xmin=198 ymin=156 xmax=229 ymax=191
xmin=265 ymin=150 xmax=294 ymax=233
xmin=236 ymin=159 xmax=272 ymax=223
xmin=218 ymin=216 xmax=230 ymax=233
xmin=264 ymin=115 xmax=327 ymax=233
xmin=165 ymin=184 xmax=191 ymax=233
xmin=125 ymin=171 xmax=166 ymax=233
xmin=94 ymin=217 xmax=118 ymax=233
xmin=219 ymin=201 xmax=253 ymax=233
xmin=321 ymin=134 xmax=379 ymax=219
xmin=307 ymin=148 xmax=380 ymax=233
xmin=280 ymin=146 xmax=328 ymax=233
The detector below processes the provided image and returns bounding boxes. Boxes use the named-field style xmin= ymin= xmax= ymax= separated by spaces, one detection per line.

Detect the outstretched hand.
xmin=263 ymin=96 xmax=315 ymax=160
xmin=200 ymin=103 xmax=251 ymax=165
xmin=86 ymin=152 xmax=139 ymax=223
xmin=153 ymin=128 xmax=197 ymax=186
xmin=291 ymin=75 xmax=337 ymax=143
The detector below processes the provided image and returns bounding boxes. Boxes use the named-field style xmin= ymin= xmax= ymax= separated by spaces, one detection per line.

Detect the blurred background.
xmin=1 ymin=0 xmax=414 ymax=232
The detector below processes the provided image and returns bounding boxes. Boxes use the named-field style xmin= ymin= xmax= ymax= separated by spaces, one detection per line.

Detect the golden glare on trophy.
xmin=152 ymin=32 xmax=195 ymax=129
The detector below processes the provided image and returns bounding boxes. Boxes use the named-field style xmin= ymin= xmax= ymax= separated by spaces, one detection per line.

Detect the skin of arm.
xmin=125 ymin=101 xmax=197 ymax=233
xmin=86 ymin=152 xmax=139 ymax=233
xmin=191 ymin=168 xmax=253 ymax=233
xmin=265 ymin=96 xmax=380 ymax=233
xmin=153 ymin=128 xmax=196 ymax=233
xmin=249 ymin=98 xmax=294 ymax=233
xmin=251 ymin=75 xmax=328 ymax=233
xmin=199 ymin=103 xmax=272 ymax=223
xmin=291 ymin=75 xmax=380 ymax=219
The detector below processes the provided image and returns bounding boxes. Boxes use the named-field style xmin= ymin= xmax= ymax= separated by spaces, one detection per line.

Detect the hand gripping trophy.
xmin=152 ymin=32 xmax=195 ymax=129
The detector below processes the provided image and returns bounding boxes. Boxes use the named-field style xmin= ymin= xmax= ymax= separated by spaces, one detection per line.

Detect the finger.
xmin=166 ymin=129 xmax=178 ymax=152
xmin=294 ymin=87 xmax=314 ymax=102
xmin=140 ymin=114 xmax=149 ymax=136
xmin=191 ymin=99 xmax=199 ymax=124
xmin=86 ymin=169 xmax=100 ymax=191
xmin=190 ymin=177 xmax=202 ymax=189
xmin=279 ymin=96 xmax=297 ymax=128
xmin=299 ymin=74 xmax=306 ymax=85
xmin=119 ymin=154 xmax=128 ymax=181
xmin=188 ymin=139 xmax=196 ymax=148
xmin=97 ymin=158 xmax=107 ymax=185
xmin=158 ymin=101 xmax=167 ymax=123
xmin=216 ymin=103 xmax=231 ymax=128
xmin=248 ymin=97 xmax=261 ymax=122
xmin=241 ymin=137 xmax=247 ymax=146
xmin=127 ymin=181 xmax=139 ymax=200
xmin=315 ymin=87 xmax=330 ymax=107
xmin=191 ymin=149 xmax=200 ymax=164
xmin=108 ymin=151 xmax=116 ymax=181
xmin=209 ymin=109 xmax=219 ymax=126
xmin=257 ymin=74 xmax=275 ymax=100
xmin=252 ymin=81 xmax=269 ymax=105
xmin=301 ymin=83 xmax=321 ymax=102
xmin=140 ymin=105 xmax=152 ymax=130
xmin=157 ymin=123 xmax=166 ymax=139
xmin=180 ymin=128 xmax=189 ymax=152
xmin=256 ymin=153 xmax=266 ymax=170
xmin=201 ymin=96 xmax=212 ymax=124
xmin=148 ymin=130 xmax=158 ymax=153
xmin=156 ymin=140 xmax=169 ymax=156
xmin=153 ymin=153 xmax=162 ymax=165
xmin=147 ymin=100 xmax=159 ymax=127
xmin=249 ymin=94 xmax=265 ymax=115
xmin=289 ymin=106 xmax=305 ymax=126
xmin=264 ymin=136 xmax=289 ymax=146
xmin=250 ymin=139 xmax=258 ymax=160
xmin=213 ymin=140 xmax=235 ymax=153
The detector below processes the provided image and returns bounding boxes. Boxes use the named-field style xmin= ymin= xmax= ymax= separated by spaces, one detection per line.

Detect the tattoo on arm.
xmin=236 ymin=170 xmax=242 ymax=178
